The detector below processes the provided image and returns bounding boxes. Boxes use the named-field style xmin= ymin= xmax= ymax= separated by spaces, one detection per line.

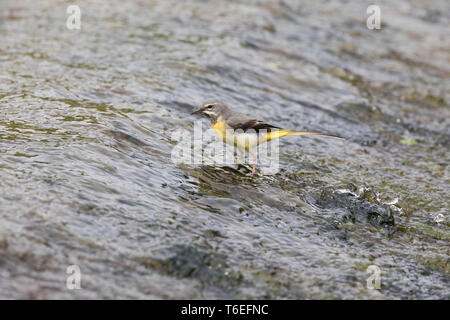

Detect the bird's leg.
xmin=235 ymin=149 xmax=244 ymax=165
xmin=250 ymin=150 xmax=257 ymax=176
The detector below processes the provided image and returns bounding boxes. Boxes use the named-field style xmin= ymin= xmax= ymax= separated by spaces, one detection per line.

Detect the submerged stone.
xmin=316 ymin=184 xmax=396 ymax=232
xmin=335 ymin=101 xmax=383 ymax=122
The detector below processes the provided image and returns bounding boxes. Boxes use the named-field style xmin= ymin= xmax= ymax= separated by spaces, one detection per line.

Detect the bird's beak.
xmin=191 ymin=108 xmax=202 ymax=115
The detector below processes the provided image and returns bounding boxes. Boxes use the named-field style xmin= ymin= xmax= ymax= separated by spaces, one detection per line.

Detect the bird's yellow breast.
xmin=211 ymin=120 xmax=228 ymax=142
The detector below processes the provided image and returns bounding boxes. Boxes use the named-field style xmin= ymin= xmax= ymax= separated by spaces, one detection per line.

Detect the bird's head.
xmin=191 ymin=101 xmax=227 ymax=121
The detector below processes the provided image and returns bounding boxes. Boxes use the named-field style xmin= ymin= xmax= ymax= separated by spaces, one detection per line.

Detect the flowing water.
xmin=0 ymin=0 xmax=449 ymax=299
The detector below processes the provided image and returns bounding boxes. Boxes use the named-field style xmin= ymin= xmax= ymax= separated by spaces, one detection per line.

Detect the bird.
xmin=191 ymin=100 xmax=343 ymax=176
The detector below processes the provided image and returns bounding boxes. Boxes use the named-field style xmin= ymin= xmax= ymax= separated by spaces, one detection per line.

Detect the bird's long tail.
xmin=266 ymin=130 xmax=343 ymax=141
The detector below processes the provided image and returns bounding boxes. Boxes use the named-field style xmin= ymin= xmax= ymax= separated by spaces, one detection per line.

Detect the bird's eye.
xmin=206 ymin=105 xmax=214 ymax=109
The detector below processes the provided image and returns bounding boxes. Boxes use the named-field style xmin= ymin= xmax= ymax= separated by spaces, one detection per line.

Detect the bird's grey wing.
xmin=226 ymin=116 xmax=280 ymax=133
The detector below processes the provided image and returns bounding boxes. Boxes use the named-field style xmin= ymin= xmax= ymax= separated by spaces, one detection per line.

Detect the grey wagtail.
xmin=192 ymin=100 xmax=343 ymax=176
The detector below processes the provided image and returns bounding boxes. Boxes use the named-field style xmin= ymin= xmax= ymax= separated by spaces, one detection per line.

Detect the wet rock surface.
xmin=0 ymin=0 xmax=448 ymax=299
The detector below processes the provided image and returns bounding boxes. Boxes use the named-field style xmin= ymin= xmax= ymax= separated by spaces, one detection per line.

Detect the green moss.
xmin=399 ymin=138 xmax=418 ymax=146
xmin=416 ymin=255 xmax=450 ymax=273
xmin=424 ymin=94 xmax=447 ymax=108
xmin=13 ymin=152 xmax=36 ymax=158
xmin=415 ymin=223 xmax=450 ymax=240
